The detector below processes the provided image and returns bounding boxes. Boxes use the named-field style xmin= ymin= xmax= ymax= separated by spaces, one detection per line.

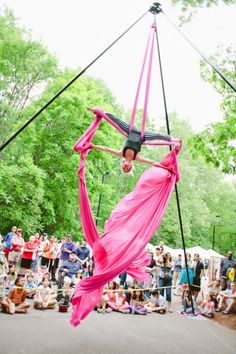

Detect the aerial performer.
xmin=70 ymin=21 xmax=181 ymax=326
xmin=70 ymin=107 xmax=181 ymax=326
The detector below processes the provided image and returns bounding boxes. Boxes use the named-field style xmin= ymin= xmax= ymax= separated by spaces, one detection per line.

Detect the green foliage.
xmin=171 ymin=0 xmax=236 ymax=22
xmin=0 ymin=9 xmax=58 ymax=146
xmin=0 ymin=156 xmax=46 ymax=235
xmin=189 ymin=45 xmax=236 ymax=174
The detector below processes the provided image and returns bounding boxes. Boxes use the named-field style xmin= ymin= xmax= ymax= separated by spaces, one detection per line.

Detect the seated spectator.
xmin=1 ymin=277 xmax=30 ymax=314
xmin=145 ymin=289 xmax=166 ymax=314
xmin=36 ymin=265 xmax=48 ymax=285
xmin=198 ymin=292 xmax=215 ymax=318
xmin=0 ymin=244 xmax=8 ymax=279
xmin=181 ymin=289 xmax=196 ymax=315
xmin=34 ymin=278 xmax=57 ymax=310
xmin=107 ymin=285 xmax=130 ymax=313
xmin=6 ymin=264 xmax=17 ymax=289
xmin=129 ymin=289 xmax=147 ymax=315
xmin=25 ymin=274 xmax=37 ymax=299
xmin=96 ymin=286 xmax=112 ymax=314
xmin=216 ymin=282 xmax=236 ymax=314
xmin=58 ymin=252 xmax=83 ymax=305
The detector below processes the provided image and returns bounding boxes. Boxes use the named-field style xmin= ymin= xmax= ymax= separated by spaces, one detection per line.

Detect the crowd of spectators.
xmin=0 ymin=227 xmax=235 ymax=319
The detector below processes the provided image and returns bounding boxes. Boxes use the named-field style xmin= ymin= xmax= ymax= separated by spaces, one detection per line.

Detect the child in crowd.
xmin=25 ymin=274 xmax=37 ymax=299
xmin=36 ymin=265 xmax=48 ymax=285
xmin=6 ymin=264 xmax=17 ymax=289
xmin=34 ymin=278 xmax=56 ymax=310
xmin=145 ymin=289 xmax=166 ymax=314
xmin=1 ymin=277 xmax=30 ymax=314
xmin=107 ymin=285 xmax=130 ymax=313
xmin=181 ymin=289 xmax=196 ymax=315
xmin=129 ymin=289 xmax=147 ymax=315
xmin=96 ymin=286 xmax=112 ymax=313
xmin=198 ymin=292 xmax=215 ymax=318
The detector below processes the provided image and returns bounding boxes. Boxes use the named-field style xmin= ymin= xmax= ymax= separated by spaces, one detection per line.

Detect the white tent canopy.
xmin=149 ymin=244 xmax=224 ymax=259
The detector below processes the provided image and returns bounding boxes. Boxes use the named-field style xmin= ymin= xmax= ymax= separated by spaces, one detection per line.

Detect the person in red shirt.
xmin=8 ymin=229 xmax=25 ymax=266
xmin=20 ymin=235 xmax=36 ymax=272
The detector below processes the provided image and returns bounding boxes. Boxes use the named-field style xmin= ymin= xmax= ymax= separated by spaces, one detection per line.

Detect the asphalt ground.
xmin=0 ymin=299 xmax=235 ymax=354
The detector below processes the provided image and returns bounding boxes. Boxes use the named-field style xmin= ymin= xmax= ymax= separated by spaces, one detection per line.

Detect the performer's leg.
xmin=105 ymin=113 xmax=130 ymax=135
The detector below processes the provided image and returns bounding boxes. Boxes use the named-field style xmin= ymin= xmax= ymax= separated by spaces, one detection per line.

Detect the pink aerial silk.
xmin=71 ymin=111 xmax=180 ymax=327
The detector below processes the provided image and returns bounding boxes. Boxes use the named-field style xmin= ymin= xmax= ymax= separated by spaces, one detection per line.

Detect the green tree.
xmin=0 ymin=9 xmax=58 ymax=146
xmin=190 ymin=45 xmax=236 ymax=174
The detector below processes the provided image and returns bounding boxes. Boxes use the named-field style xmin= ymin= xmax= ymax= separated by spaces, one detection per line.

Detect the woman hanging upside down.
xmin=88 ymin=108 xmax=180 ymax=173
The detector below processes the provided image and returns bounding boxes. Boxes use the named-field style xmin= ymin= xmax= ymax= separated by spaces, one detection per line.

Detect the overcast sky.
xmin=1 ymin=0 xmax=235 ymax=132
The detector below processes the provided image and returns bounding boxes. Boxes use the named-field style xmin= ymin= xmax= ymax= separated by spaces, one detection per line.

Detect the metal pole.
xmin=96 ymin=172 xmax=110 ymax=226
xmin=212 ymin=224 xmax=216 ymax=250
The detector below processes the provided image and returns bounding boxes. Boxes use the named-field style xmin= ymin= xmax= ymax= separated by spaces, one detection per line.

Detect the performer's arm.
xmin=91 ymin=144 xmax=122 ymax=157
xmin=135 ymin=154 xmax=173 ymax=172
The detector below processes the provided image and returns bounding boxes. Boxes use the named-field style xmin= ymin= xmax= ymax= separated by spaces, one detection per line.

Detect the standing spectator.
xmin=192 ymin=254 xmax=204 ymax=300
xmin=31 ymin=232 xmax=41 ymax=272
xmin=8 ymin=228 xmax=25 ymax=267
xmin=20 ymin=236 xmax=36 ymax=273
xmin=54 ymin=237 xmax=65 ymax=279
xmin=173 ymin=254 xmax=182 ymax=295
xmin=159 ymin=252 xmax=173 ymax=313
xmin=226 ymin=263 xmax=236 ymax=288
xmin=76 ymin=240 xmax=90 ymax=277
xmin=220 ymin=251 xmax=235 ymax=290
xmin=144 ymin=251 xmax=156 ymax=300
xmin=153 ymin=247 xmax=163 ymax=288
xmin=179 ymin=253 xmax=194 ymax=286
xmin=58 ymin=234 xmax=75 ymax=269
xmin=4 ymin=226 xmax=17 ymax=259
xmin=41 ymin=236 xmax=58 ymax=281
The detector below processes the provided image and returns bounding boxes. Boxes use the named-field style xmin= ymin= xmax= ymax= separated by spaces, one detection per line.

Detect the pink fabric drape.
xmin=71 ymin=112 xmax=180 ymax=327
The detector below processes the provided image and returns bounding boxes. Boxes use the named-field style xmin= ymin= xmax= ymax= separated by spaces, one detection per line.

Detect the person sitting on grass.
xmin=34 ymin=278 xmax=57 ymax=310
xmin=216 ymin=282 xmax=236 ymax=314
xmin=198 ymin=292 xmax=215 ymax=318
xmin=145 ymin=289 xmax=166 ymax=314
xmin=0 ymin=277 xmax=30 ymax=314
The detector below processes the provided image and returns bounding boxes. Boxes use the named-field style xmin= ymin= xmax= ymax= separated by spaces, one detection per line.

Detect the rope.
xmin=0 ymin=10 xmax=149 ymax=153
xmin=161 ymin=9 xmax=236 ymax=93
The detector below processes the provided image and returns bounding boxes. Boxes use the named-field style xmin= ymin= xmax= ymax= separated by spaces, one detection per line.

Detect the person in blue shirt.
xmin=76 ymin=240 xmax=90 ymax=277
xmin=58 ymin=251 xmax=83 ymax=305
xmin=4 ymin=226 xmax=17 ymax=259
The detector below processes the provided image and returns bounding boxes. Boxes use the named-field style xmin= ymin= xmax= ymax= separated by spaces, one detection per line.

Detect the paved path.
xmin=0 ymin=302 xmax=235 ymax=354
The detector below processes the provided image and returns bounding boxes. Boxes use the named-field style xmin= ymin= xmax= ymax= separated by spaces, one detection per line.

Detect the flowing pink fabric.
xmin=71 ymin=115 xmax=180 ymax=326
